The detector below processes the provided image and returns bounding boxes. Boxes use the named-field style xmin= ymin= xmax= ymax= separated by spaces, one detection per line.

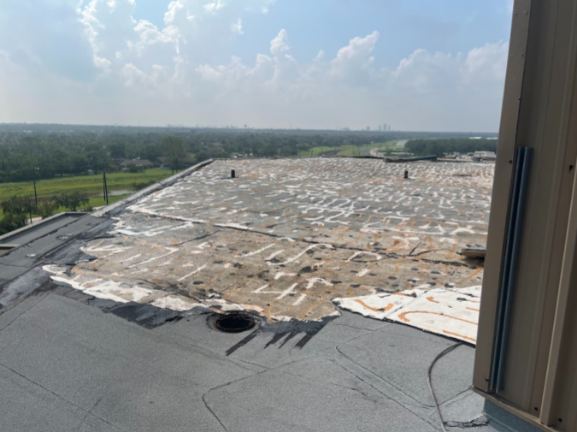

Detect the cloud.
xmin=0 ymin=0 xmax=508 ymax=131
xmin=329 ymin=31 xmax=379 ymax=84
xmin=0 ymin=0 xmax=97 ymax=80
xmin=231 ymin=19 xmax=244 ymax=35
xmin=270 ymin=29 xmax=290 ymax=55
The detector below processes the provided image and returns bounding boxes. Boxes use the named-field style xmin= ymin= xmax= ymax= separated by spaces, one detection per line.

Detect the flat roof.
xmin=0 ymin=213 xmax=85 ymax=246
xmin=0 ymin=158 xmax=510 ymax=432
xmin=46 ymin=159 xmax=492 ymax=322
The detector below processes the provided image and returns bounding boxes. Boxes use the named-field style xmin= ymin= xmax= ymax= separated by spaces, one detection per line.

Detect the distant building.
xmin=121 ymin=159 xmax=154 ymax=169
xmin=473 ymin=151 xmax=496 ymax=162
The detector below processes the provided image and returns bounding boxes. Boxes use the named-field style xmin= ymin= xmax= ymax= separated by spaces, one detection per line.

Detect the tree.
xmin=162 ymin=136 xmax=187 ymax=174
xmin=108 ymin=142 xmax=126 ymax=159
xmin=52 ymin=192 xmax=90 ymax=211
xmin=85 ymin=144 xmax=111 ymax=171
xmin=37 ymin=201 xmax=59 ymax=219
xmin=405 ymin=139 xmax=498 ymax=157
xmin=0 ymin=213 xmax=27 ymax=235
xmin=0 ymin=196 xmax=31 ymax=235
xmin=1 ymin=196 xmax=32 ymax=215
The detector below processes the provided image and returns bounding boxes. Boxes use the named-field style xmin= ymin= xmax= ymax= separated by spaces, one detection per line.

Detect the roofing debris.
xmin=333 ymin=286 xmax=481 ymax=344
xmin=459 ymin=244 xmax=487 ymax=259
xmin=41 ymin=158 xmax=493 ymax=341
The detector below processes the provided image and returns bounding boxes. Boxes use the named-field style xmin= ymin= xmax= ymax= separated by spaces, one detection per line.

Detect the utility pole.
xmin=27 ymin=197 xmax=33 ymax=224
xmin=102 ymin=170 xmax=109 ymax=205
xmin=33 ymin=166 xmax=39 ymax=206
xmin=33 ymin=178 xmax=38 ymax=206
xmin=104 ymin=171 xmax=109 ymax=205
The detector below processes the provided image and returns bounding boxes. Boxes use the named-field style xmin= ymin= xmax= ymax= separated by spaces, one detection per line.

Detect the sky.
xmin=0 ymin=0 xmax=513 ymax=131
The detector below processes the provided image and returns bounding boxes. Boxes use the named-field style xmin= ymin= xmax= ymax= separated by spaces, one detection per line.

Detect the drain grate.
xmin=213 ymin=313 xmax=256 ymax=333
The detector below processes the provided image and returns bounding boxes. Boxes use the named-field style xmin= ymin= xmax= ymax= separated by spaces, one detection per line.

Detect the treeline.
xmin=0 ymin=125 xmax=498 ymax=183
xmin=405 ymin=138 xmax=498 ymax=157
xmin=0 ymin=192 xmax=90 ymax=235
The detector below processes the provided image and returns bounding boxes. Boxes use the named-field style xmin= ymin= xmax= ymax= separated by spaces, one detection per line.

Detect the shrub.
xmin=37 ymin=201 xmax=59 ymax=219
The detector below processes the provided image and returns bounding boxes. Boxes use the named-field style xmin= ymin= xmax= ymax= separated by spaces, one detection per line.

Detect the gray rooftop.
xmin=0 ymin=158 xmax=524 ymax=432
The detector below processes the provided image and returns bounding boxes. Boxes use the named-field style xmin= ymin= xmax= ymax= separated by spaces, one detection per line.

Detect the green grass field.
xmin=297 ymin=141 xmax=401 ymax=157
xmin=0 ymin=168 xmax=172 ymax=205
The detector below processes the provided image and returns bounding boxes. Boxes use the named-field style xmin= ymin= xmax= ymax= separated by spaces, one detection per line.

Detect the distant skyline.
xmin=0 ymin=0 xmax=513 ymax=131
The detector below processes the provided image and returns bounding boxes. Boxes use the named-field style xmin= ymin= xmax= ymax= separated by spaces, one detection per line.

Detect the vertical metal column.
xmin=491 ymin=147 xmax=533 ymax=392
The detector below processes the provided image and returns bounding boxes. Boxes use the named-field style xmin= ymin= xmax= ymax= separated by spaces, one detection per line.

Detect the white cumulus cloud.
xmin=0 ymin=0 xmax=508 ymax=131
xmin=270 ymin=29 xmax=290 ymax=55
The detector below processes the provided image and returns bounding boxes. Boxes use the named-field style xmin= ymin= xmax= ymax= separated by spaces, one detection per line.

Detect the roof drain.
xmin=211 ymin=312 xmax=256 ymax=333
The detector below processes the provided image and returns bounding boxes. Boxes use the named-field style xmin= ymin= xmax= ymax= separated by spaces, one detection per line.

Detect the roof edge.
xmin=92 ymin=159 xmax=215 ymax=217
xmin=0 ymin=212 xmax=87 ymax=244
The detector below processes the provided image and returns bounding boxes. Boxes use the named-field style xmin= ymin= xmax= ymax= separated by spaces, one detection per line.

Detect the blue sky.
xmin=130 ymin=0 xmax=512 ymax=67
xmin=128 ymin=0 xmax=511 ymax=67
xmin=0 ymin=0 xmax=513 ymax=131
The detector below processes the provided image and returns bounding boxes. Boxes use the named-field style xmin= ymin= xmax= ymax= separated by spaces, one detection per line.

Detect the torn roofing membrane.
xmin=45 ymin=158 xmax=492 ymax=338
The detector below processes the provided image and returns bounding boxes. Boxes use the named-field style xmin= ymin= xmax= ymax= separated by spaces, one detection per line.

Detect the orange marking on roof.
xmin=394 ymin=220 xmax=408 ymax=231
xmin=443 ymin=330 xmax=476 ymax=343
xmin=445 ymin=243 xmax=458 ymax=258
xmin=333 ymin=226 xmax=350 ymax=243
xmin=427 ymin=296 xmax=439 ymax=304
xmin=398 ymin=311 xmax=478 ymax=326
xmin=390 ymin=257 xmax=405 ymax=277
xmin=436 ymin=263 xmax=449 ymax=283
xmin=345 ymin=231 xmax=363 ymax=247
xmin=354 ymin=299 xmax=395 ymax=312
xmin=91 ymin=239 xmax=105 ymax=249
xmin=387 ymin=239 xmax=401 ymax=252
xmin=456 ymin=267 xmax=483 ymax=284
xmin=466 ymin=307 xmax=480 ymax=312
xmin=354 ymin=299 xmax=380 ymax=312
xmin=297 ymin=295 xmax=325 ymax=320
xmin=418 ymin=260 xmax=429 ymax=277
xmin=348 ymin=213 xmax=364 ymax=222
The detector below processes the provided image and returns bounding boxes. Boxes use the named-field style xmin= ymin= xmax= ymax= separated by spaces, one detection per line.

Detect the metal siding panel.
xmin=475 ymin=0 xmax=577 ymax=421
xmin=499 ymin=0 xmax=577 ymax=410
xmin=474 ymin=0 xmax=531 ymax=392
